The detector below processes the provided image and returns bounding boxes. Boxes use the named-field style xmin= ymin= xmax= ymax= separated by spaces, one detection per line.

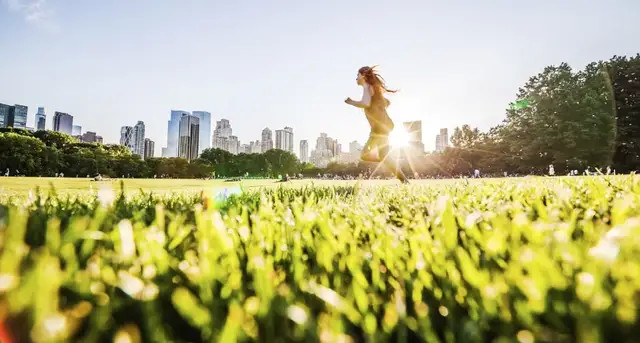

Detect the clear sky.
xmin=1 ymin=0 xmax=639 ymax=156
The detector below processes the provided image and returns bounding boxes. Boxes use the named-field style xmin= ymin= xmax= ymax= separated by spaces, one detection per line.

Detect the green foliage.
xmin=451 ymin=125 xmax=482 ymax=149
xmin=440 ymin=55 xmax=640 ymax=176
xmin=607 ymin=54 xmax=640 ymax=172
xmin=502 ymin=63 xmax=616 ymax=173
xmin=0 ymin=132 xmax=306 ymax=179
xmin=0 ymin=127 xmax=34 ymax=137
xmin=1 ymin=176 xmax=640 ymax=342
xmin=32 ymin=130 xmax=78 ymax=148
xmin=201 ymin=148 xmax=300 ymax=178
xmin=0 ymin=133 xmax=46 ymax=175
xmin=263 ymin=149 xmax=300 ymax=177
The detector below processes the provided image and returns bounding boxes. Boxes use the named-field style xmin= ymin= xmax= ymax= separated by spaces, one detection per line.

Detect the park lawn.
xmin=0 ymin=176 xmax=433 ymax=199
xmin=1 ymin=174 xmax=639 ymax=341
xmin=0 ymin=177 xmax=268 ymax=198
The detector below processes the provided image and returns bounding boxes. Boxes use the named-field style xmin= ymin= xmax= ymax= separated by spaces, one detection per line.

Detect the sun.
xmin=389 ymin=128 xmax=411 ymax=148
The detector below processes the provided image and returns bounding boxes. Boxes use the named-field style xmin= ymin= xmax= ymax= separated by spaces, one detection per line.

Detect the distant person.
xmin=345 ymin=66 xmax=408 ymax=183
xmin=474 ymin=169 xmax=480 ymax=178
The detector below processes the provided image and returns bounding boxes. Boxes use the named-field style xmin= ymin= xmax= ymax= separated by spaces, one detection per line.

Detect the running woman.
xmin=345 ymin=66 xmax=408 ymax=183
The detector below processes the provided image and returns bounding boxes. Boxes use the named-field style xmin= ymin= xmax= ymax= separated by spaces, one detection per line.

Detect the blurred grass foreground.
xmin=1 ymin=176 xmax=640 ymax=342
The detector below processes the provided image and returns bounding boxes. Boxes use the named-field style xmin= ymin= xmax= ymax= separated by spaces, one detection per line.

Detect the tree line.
xmin=435 ymin=54 xmax=639 ymax=176
xmin=1 ymin=54 xmax=637 ymax=179
xmin=0 ymin=129 xmax=303 ymax=178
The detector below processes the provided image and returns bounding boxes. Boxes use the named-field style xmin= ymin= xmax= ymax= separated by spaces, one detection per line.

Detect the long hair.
xmin=358 ymin=65 xmax=397 ymax=94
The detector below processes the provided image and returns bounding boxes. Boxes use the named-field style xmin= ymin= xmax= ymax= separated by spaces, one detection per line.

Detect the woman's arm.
xmin=345 ymin=85 xmax=372 ymax=108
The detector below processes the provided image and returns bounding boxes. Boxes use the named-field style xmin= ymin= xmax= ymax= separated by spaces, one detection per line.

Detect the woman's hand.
xmin=344 ymin=97 xmax=354 ymax=105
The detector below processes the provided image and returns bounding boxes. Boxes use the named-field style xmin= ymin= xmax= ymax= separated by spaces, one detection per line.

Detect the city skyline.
xmin=2 ymin=100 xmax=444 ymax=166
xmin=4 ymin=1 xmax=637 ymax=157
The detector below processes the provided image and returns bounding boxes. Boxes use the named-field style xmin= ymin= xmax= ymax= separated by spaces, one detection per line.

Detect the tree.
xmin=451 ymin=125 xmax=481 ymax=149
xmin=233 ymin=153 xmax=268 ymax=177
xmin=187 ymin=159 xmax=215 ymax=178
xmin=447 ymin=125 xmax=486 ymax=174
xmin=0 ymin=128 xmax=33 ymax=136
xmin=200 ymin=148 xmax=235 ymax=177
xmin=40 ymin=146 xmax=65 ymax=176
xmin=103 ymin=144 xmax=134 ymax=157
xmin=32 ymin=130 xmax=77 ymax=148
xmin=607 ymin=54 xmax=640 ymax=172
xmin=263 ymin=149 xmax=299 ymax=177
xmin=0 ymin=133 xmax=45 ymax=175
xmin=112 ymin=155 xmax=145 ymax=178
xmin=500 ymin=62 xmax=616 ymax=174
xmin=143 ymin=158 xmax=163 ymax=178
xmin=200 ymin=148 xmax=234 ymax=165
xmin=156 ymin=158 xmax=190 ymax=178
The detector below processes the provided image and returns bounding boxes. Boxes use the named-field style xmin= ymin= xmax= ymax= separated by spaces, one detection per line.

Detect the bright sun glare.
xmin=389 ymin=128 xmax=411 ymax=148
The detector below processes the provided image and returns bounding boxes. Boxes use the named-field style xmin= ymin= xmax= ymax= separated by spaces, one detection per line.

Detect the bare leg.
xmin=360 ymin=152 xmax=380 ymax=163
xmin=378 ymin=142 xmax=409 ymax=184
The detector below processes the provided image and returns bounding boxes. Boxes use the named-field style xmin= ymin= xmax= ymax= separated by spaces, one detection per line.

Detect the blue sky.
xmin=1 ymin=0 xmax=639 ymax=155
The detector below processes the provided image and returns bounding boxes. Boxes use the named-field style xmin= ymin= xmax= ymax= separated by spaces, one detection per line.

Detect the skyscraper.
xmin=212 ymin=136 xmax=229 ymax=151
xmin=212 ymin=119 xmax=232 ymax=150
xmin=178 ymin=114 xmax=200 ymax=162
xmin=72 ymin=125 xmax=82 ymax=136
xmin=133 ymin=121 xmax=145 ymax=157
xmin=249 ymin=140 xmax=261 ymax=153
xmin=337 ymin=140 xmax=363 ymax=164
xmin=120 ymin=121 xmax=145 ymax=157
xmin=261 ymin=128 xmax=273 ymax=152
xmin=435 ymin=128 xmax=449 ymax=152
xmin=403 ymin=121 xmax=425 ymax=154
xmin=35 ymin=107 xmax=46 ymax=131
xmin=0 ymin=103 xmax=10 ymax=128
xmin=300 ymin=140 xmax=309 ymax=163
xmin=228 ymin=135 xmax=240 ymax=155
xmin=164 ymin=110 xmax=189 ymax=157
xmin=275 ymin=127 xmax=294 ymax=153
xmin=53 ymin=112 xmax=73 ymax=135
xmin=7 ymin=104 xmax=28 ymax=129
xmin=275 ymin=129 xmax=284 ymax=149
xmin=120 ymin=126 xmax=134 ymax=150
xmin=309 ymin=133 xmax=337 ymax=167
xmin=320 ymin=135 xmax=338 ymax=156
xmin=192 ymin=111 xmax=211 ymax=155
xmin=144 ymin=138 xmax=155 ymax=159
xmin=286 ymin=127 xmax=294 ymax=153
xmin=240 ymin=144 xmax=250 ymax=154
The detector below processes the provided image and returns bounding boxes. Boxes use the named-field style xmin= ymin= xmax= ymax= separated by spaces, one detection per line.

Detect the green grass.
xmin=1 ymin=175 xmax=640 ymax=342
xmin=0 ymin=177 xmax=455 ymax=199
xmin=0 ymin=177 xmax=275 ymax=198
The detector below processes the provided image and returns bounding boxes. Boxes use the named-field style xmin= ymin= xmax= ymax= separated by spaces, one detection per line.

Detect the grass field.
xmin=1 ymin=175 xmax=640 ymax=342
xmin=0 ymin=177 xmax=268 ymax=199
xmin=0 ymin=177 xmax=454 ymax=199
